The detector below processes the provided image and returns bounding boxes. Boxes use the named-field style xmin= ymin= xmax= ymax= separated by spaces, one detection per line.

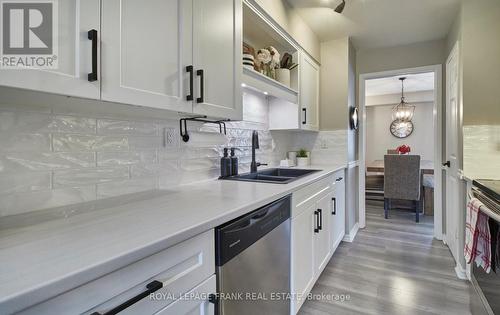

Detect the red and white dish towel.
xmin=465 ymin=198 xmax=491 ymax=273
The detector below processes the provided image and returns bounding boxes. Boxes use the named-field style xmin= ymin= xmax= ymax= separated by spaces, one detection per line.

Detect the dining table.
xmin=367 ymin=159 xmax=434 ymax=175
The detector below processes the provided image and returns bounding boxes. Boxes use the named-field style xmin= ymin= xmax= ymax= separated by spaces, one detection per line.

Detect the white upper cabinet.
xmin=299 ymin=52 xmax=320 ymax=131
xmin=0 ymin=0 xmax=243 ymax=120
xmin=0 ymin=0 xmax=100 ymax=99
xmin=101 ymin=0 xmax=193 ymax=113
xmin=192 ymin=0 xmax=242 ymax=120
xmin=100 ymin=0 xmax=241 ymax=119
xmin=268 ymin=50 xmax=320 ymax=131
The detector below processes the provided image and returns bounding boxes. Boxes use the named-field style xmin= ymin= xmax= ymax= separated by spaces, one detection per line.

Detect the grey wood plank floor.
xmin=298 ymin=200 xmax=488 ymax=315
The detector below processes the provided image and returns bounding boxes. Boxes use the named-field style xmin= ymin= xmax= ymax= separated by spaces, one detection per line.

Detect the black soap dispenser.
xmin=220 ymin=148 xmax=231 ymax=178
xmin=230 ymin=147 xmax=238 ymax=176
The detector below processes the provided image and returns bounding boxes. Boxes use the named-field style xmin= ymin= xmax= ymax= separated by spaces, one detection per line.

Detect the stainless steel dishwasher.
xmin=215 ymin=195 xmax=291 ymax=315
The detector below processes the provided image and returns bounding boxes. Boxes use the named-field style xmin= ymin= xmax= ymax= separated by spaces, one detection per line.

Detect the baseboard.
xmin=342 ymin=223 xmax=359 ymax=242
xmin=455 ymin=263 xmax=468 ymax=280
xmin=434 ymin=232 xmax=444 ymax=241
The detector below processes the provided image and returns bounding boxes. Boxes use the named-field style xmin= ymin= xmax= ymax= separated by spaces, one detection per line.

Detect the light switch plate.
xmin=320 ymin=139 xmax=328 ymax=149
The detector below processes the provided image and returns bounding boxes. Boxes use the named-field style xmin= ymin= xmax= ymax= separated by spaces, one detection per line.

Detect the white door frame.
xmin=358 ymin=64 xmax=443 ymax=240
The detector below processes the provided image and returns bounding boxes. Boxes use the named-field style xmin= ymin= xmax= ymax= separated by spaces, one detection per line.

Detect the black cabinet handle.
xmin=87 ymin=29 xmax=98 ymax=82
xmin=332 ymin=197 xmax=336 ymax=215
xmin=314 ymin=210 xmax=319 ymax=233
xmin=302 ymin=108 xmax=307 ymax=124
xmin=196 ymin=69 xmax=204 ymax=103
xmin=186 ymin=65 xmax=194 ymax=101
xmin=443 ymin=161 xmax=450 ymax=167
xmin=318 ymin=209 xmax=322 ymax=231
xmin=90 ymin=280 xmax=163 ymax=315
xmin=336 ymin=177 xmax=343 ymax=182
xmin=209 ymin=293 xmax=217 ymax=304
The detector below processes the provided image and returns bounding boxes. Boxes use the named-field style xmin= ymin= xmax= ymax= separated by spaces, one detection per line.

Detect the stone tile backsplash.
xmin=0 ymin=89 xmax=347 ymax=218
xmin=463 ymin=124 xmax=500 ymax=180
xmin=0 ymin=90 xmax=279 ymax=217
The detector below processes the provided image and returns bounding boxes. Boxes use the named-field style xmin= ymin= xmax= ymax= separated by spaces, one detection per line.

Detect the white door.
xmin=192 ymin=0 xmax=242 ymax=120
xmin=155 ymin=276 xmax=215 ymax=315
xmin=291 ymin=204 xmax=315 ymax=313
xmin=101 ymin=0 xmax=193 ymax=113
xmin=299 ymin=52 xmax=319 ymax=131
xmin=332 ymin=176 xmax=346 ymax=250
xmin=0 ymin=0 xmax=100 ymax=99
xmin=445 ymin=42 xmax=461 ymax=263
xmin=314 ymin=192 xmax=332 ymax=273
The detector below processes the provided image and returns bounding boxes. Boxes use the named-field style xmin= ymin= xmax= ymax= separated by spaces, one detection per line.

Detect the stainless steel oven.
xmin=471 ymin=179 xmax=500 ymax=315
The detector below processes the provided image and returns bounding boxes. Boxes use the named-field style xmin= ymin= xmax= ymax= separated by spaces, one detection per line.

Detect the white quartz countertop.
xmin=0 ymin=164 xmax=345 ymax=313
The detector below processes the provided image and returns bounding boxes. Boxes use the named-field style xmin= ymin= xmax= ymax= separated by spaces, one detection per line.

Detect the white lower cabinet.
xmin=331 ymin=171 xmax=346 ymax=251
xmin=291 ymin=203 xmax=316 ymax=312
xmin=19 ymin=230 xmax=215 ymax=315
xmin=314 ymin=191 xmax=333 ymax=274
xmin=155 ymin=275 xmax=215 ymax=315
xmin=291 ymin=175 xmax=336 ymax=314
xmin=291 ymin=171 xmax=346 ymax=314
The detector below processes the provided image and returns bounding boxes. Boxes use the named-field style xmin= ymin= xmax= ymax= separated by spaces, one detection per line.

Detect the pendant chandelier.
xmin=391 ymin=77 xmax=415 ymax=122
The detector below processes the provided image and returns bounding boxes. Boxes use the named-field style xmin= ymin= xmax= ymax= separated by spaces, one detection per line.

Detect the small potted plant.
xmin=296 ymin=149 xmax=310 ymax=167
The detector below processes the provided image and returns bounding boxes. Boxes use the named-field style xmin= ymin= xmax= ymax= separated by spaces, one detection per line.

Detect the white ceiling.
xmin=365 ymin=72 xmax=434 ymax=96
xmin=286 ymin=0 xmax=460 ymax=49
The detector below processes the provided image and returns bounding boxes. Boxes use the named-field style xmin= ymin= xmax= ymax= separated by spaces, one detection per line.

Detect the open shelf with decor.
xmin=241 ymin=0 xmax=299 ymax=103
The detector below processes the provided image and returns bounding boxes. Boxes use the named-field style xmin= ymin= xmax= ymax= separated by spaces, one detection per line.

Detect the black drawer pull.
xmin=196 ymin=69 xmax=204 ymax=103
xmin=302 ymin=108 xmax=307 ymax=124
xmin=186 ymin=65 xmax=194 ymax=101
xmin=318 ymin=209 xmax=322 ymax=230
xmin=91 ymin=280 xmax=163 ymax=315
xmin=332 ymin=197 xmax=336 ymax=215
xmin=314 ymin=210 xmax=319 ymax=233
xmin=336 ymin=177 xmax=343 ymax=182
xmin=87 ymin=29 xmax=98 ymax=82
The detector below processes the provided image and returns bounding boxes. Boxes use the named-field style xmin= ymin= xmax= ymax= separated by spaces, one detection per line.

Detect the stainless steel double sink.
xmin=220 ymin=168 xmax=321 ymax=184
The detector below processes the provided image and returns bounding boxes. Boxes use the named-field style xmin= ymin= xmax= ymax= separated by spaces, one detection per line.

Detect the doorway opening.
xmin=358 ymin=65 xmax=443 ymax=240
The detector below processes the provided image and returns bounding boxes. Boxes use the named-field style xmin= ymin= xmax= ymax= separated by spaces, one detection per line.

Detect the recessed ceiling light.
xmin=263 ymin=91 xmax=268 ymax=95
xmin=241 ymin=83 xmax=246 ymax=87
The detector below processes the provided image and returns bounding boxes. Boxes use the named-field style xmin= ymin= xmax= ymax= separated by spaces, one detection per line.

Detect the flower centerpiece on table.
xmin=396 ymin=144 xmax=411 ymax=154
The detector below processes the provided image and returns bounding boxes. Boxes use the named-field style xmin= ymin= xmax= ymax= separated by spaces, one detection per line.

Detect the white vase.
xmin=275 ymin=68 xmax=291 ymax=87
xmin=296 ymin=157 xmax=310 ymax=167
xmin=287 ymin=151 xmax=297 ymax=166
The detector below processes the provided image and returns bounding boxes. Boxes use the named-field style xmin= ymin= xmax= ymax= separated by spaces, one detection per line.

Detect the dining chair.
xmin=384 ymin=155 xmax=423 ymax=222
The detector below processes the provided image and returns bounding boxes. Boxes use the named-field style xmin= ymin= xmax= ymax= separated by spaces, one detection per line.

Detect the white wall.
xmin=319 ymin=37 xmax=349 ymax=131
xmin=365 ymin=102 xmax=435 ymax=163
xmin=461 ymin=0 xmax=500 ymax=126
xmin=356 ymin=39 xmax=446 ymax=76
